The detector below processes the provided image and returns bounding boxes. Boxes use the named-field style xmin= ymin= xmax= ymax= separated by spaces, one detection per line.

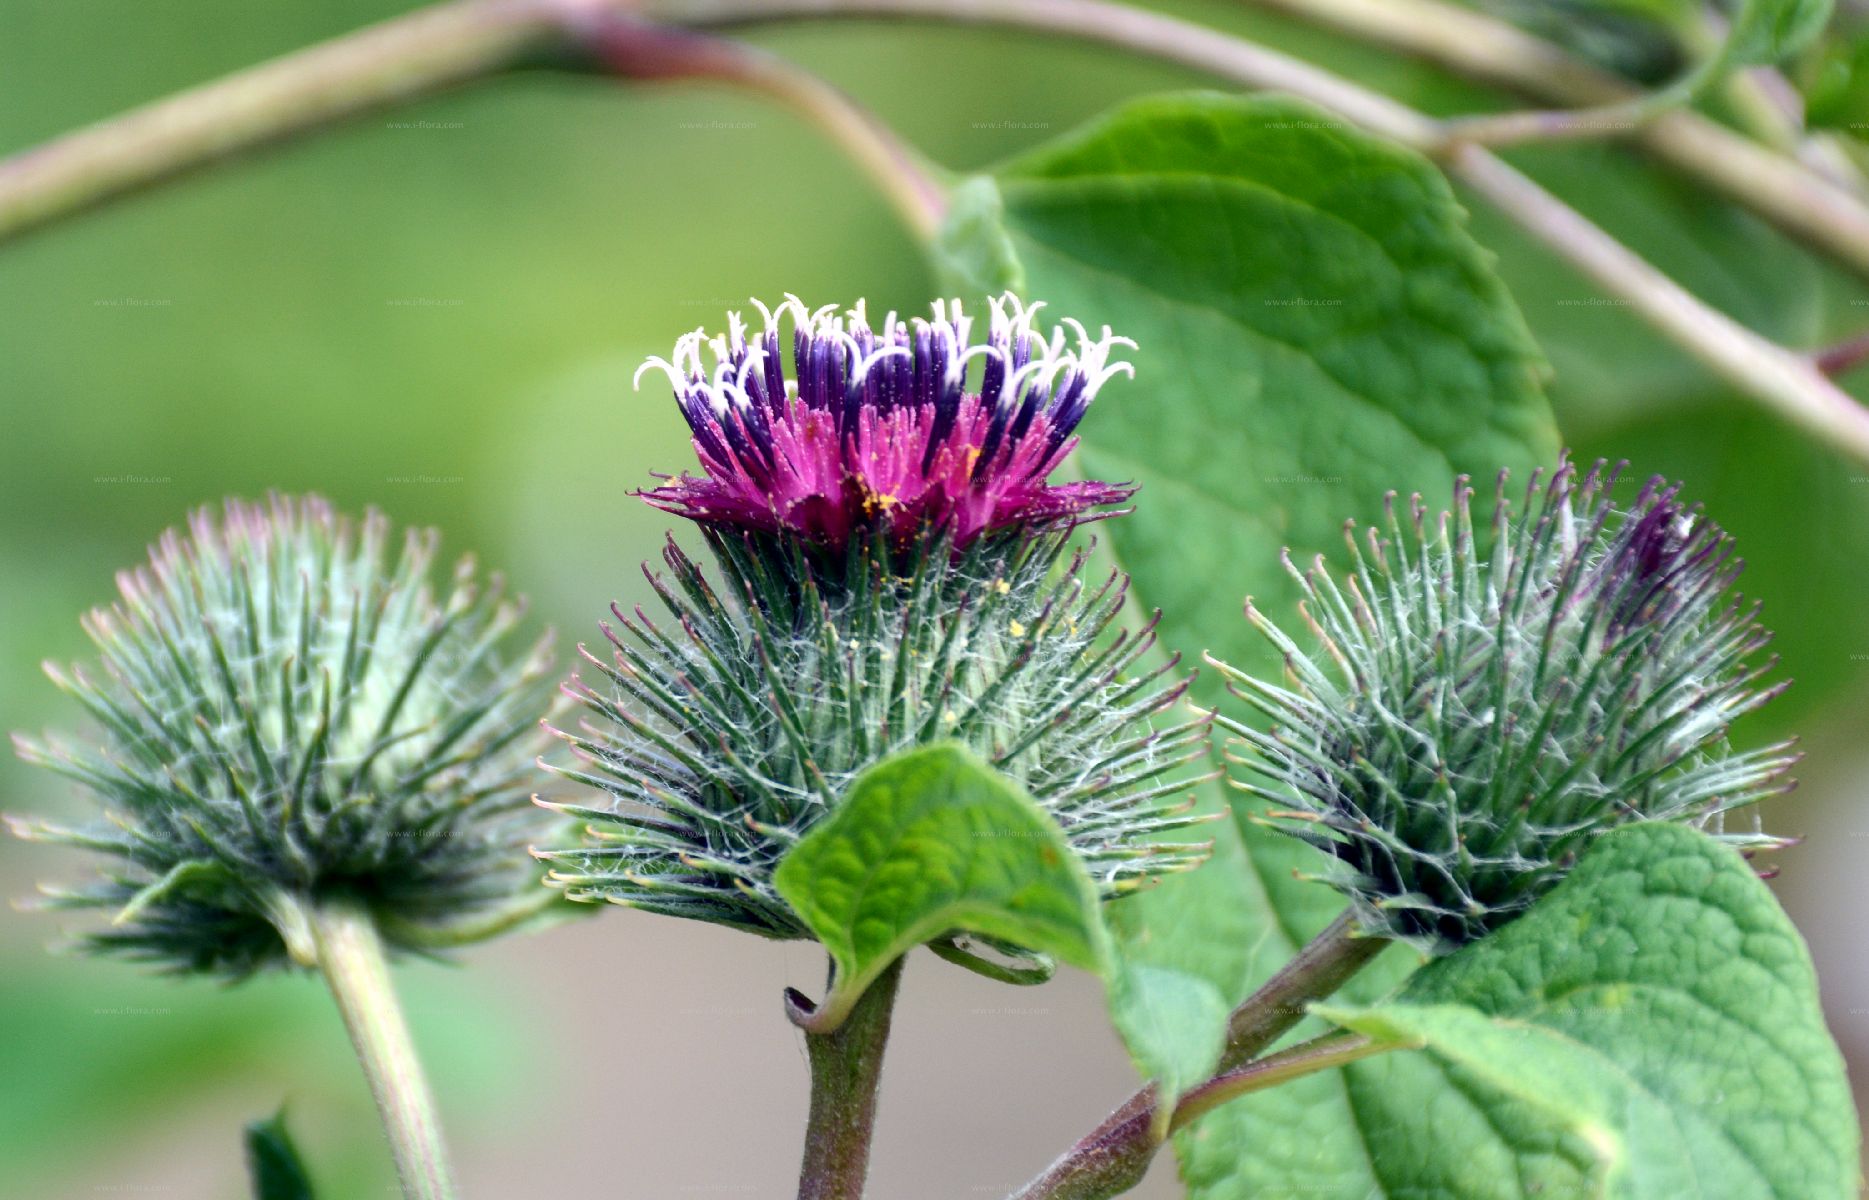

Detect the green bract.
xmin=10 ymin=495 xmax=557 ymax=977
xmin=537 ymin=527 xmax=1215 ymax=939
xmin=1212 ymin=460 xmax=1796 ymax=953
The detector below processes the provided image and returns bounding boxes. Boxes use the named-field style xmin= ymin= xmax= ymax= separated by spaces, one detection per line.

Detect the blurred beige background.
xmin=3 ymin=2 xmax=1866 ymax=1197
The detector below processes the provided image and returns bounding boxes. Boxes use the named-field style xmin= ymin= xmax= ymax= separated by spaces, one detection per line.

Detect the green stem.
xmin=308 ymin=896 xmax=458 ymax=1200
xmin=1007 ymin=1033 xmax=1399 ymax=1200
xmin=576 ymin=17 xmax=946 ymax=238
xmin=1008 ymin=914 xmax=1387 ymax=1200
xmin=1170 ymin=1031 xmax=1397 ymax=1129
xmin=1218 ymin=908 xmax=1386 ymax=1070
xmin=1230 ymin=0 xmax=1869 ymax=277
xmin=0 ymin=0 xmax=564 ymax=244
xmin=795 ymin=955 xmax=905 ymax=1200
xmin=1446 ymin=140 xmax=1869 ymax=464
xmin=0 ymin=1 xmax=945 ymax=245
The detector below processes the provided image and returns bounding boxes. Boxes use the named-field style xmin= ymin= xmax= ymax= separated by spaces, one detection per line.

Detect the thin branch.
xmin=1225 ymin=0 xmax=1869 ymax=279
xmin=1007 ymin=913 xmax=1387 ymax=1200
xmin=0 ymin=0 xmax=564 ymax=243
xmin=1008 ymin=1030 xmax=1403 ymax=1200
xmin=1441 ymin=97 xmax=1661 ymax=147
xmin=577 ymin=15 xmax=946 ymax=238
xmin=1169 ymin=1031 xmax=1397 ymax=1131
xmin=672 ymin=0 xmax=1442 ymax=150
xmin=0 ymin=0 xmax=946 ymax=245
xmin=1238 ymin=0 xmax=1627 ymax=104
xmin=1449 ymin=142 xmax=1869 ymax=462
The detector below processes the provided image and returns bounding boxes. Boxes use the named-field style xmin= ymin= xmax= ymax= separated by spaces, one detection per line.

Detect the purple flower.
xmin=633 ymin=295 xmax=1136 ymax=550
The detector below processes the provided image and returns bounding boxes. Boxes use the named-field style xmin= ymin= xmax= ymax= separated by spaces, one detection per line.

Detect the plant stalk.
xmin=1218 ymin=908 xmax=1386 ymax=1070
xmin=0 ymin=0 xmax=562 ymax=244
xmin=575 ymin=15 xmax=947 ymax=238
xmin=1230 ymin=0 xmax=1869 ymax=276
xmin=1447 ymin=141 xmax=1869 ymax=463
xmin=308 ymin=896 xmax=458 ymax=1200
xmin=796 ymin=955 xmax=905 ymax=1200
xmin=1008 ymin=913 xmax=1386 ymax=1200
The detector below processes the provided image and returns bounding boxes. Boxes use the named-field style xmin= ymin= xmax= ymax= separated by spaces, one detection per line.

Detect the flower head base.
xmin=635 ymin=295 xmax=1136 ymax=556
xmin=1212 ymin=460 xmax=1795 ymax=955
xmin=10 ymin=496 xmax=558 ymax=977
xmin=537 ymin=527 xmax=1214 ymax=938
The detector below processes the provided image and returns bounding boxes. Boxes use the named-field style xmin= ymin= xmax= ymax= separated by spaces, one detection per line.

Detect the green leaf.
xmin=1724 ymin=0 xmax=1833 ymax=67
xmin=772 ymin=742 xmax=1109 ymax=1032
xmin=1108 ymin=960 xmax=1229 ymax=1126
xmin=1803 ymin=31 xmax=1869 ymax=132
xmin=1308 ymin=824 xmax=1857 ymax=1199
xmin=930 ymin=175 xmax=1023 ymax=298
xmin=933 ymin=87 xmax=1556 ymax=1103
xmin=245 ymin=1108 xmax=315 ymax=1200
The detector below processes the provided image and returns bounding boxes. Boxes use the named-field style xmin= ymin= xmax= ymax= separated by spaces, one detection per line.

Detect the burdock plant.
xmin=537 ymin=295 xmax=1214 ymax=940
xmin=1212 ymin=460 xmax=1797 ymax=954
xmin=535 ymin=293 xmax=1217 ymax=1195
xmin=10 ymin=495 xmax=558 ymax=1200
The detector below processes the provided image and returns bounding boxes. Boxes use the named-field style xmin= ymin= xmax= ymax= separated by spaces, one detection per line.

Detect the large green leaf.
xmin=932 ymin=88 xmax=1557 ymax=1116
xmin=772 ymin=743 xmax=1109 ymax=1032
xmin=1310 ymin=823 xmax=1857 ymax=1199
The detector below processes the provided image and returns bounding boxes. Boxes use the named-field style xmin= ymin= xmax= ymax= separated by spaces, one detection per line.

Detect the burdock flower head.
xmin=537 ymin=295 xmax=1213 ymax=943
xmin=634 ymin=293 xmax=1136 ymax=564
xmin=1211 ymin=460 xmax=1795 ymax=954
xmin=10 ymin=496 xmax=559 ymax=977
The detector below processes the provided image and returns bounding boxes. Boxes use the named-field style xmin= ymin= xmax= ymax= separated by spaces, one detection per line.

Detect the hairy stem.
xmin=308 ymin=896 xmax=457 ymax=1200
xmin=1218 ymin=909 xmax=1385 ymax=1069
xmin=1008 ymin=914 xmax=1386 ymax=1200
xmin=795 ymin=955 xmax=905 ymax=1200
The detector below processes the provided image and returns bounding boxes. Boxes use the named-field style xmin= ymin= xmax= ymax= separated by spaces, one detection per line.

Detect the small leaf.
xmin=244 ymin=1108 xmax=315 ymax=1200
xmin=1725 ymin=0 xmax=1833 ymax=67
xmin=1306 ymin=824 xmax=1858 ymax=1199
xmin=930 ymin=176 xmax=1024 ymax=298
xmin=773 ymin=743 xmax=1109 ymax=1032
xmin=1108 ymin=961 xmax=1228 ymax=1124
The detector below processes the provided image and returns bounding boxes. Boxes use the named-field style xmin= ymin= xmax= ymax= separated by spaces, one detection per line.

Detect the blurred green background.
xmin=5 ymin=2 xmax=1869 ymax=1197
